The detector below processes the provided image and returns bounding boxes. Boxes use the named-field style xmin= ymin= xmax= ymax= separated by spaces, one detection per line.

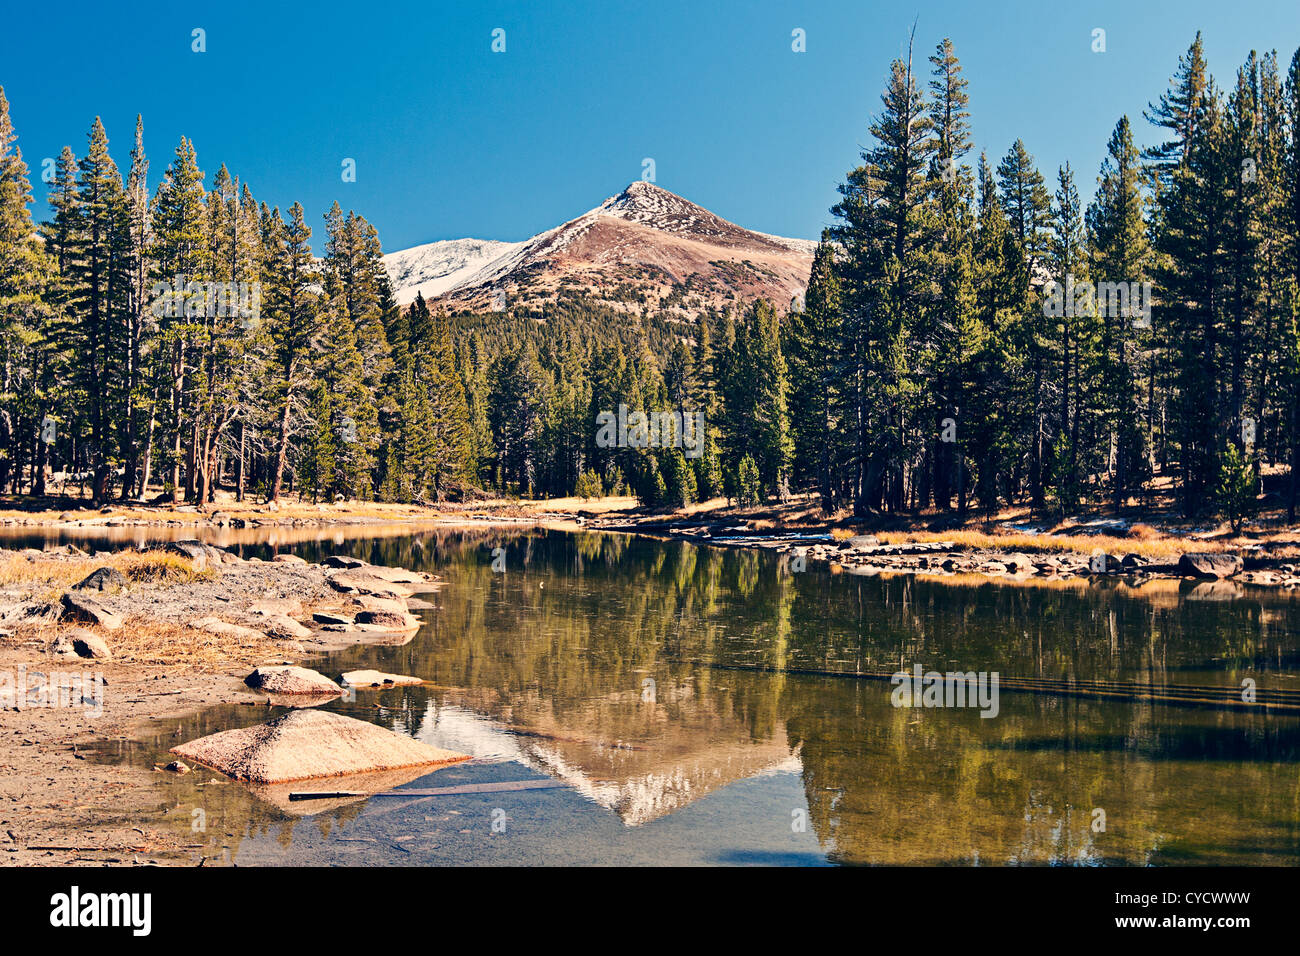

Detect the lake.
xmin=10 ymin=525 xmax=1300 ymax=865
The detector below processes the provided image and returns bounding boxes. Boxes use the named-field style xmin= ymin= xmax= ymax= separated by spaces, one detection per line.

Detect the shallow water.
xmin=8 ymin=526 xmax=1300 ymax=865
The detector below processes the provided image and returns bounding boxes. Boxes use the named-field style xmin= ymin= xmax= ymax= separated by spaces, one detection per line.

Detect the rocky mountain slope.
xmin=384 ymin=182 xmax=816 ymax=315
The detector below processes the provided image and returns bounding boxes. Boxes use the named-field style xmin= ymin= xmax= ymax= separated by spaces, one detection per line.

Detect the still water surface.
xmin=11 ymin=525 xmax=1300 ymax=865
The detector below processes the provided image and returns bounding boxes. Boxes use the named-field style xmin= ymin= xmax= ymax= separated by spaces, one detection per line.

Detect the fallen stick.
xmin=289 ymin=779 xmax=567 ymax=801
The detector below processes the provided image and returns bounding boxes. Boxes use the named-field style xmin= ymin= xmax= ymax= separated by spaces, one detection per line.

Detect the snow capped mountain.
xmin=383 ymin=182 xmax=816 ymax=314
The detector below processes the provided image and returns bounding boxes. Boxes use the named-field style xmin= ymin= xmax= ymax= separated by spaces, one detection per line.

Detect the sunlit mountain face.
xmin=383 ymin=182 xmax=816 ymax=314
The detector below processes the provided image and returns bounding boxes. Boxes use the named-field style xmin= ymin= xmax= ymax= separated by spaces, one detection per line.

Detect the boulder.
xmin=272 ymin=553 xmax=307 ymax=565
xmin=323 ymin=555 xmax=367 ymax=569
xmin=351 ymin=564 xmax=427 ymax=585
xmin=1177 ymin=552 xmax=1243 ymax=579
xmin=244 ymin=665 xmax=343 ymax=696
xmin=257 ymin=614 xmax=312 ymax=640
xmin=354 ymin=607 xmax=419 ymax=630
xmin=164 ymin=539 xmax=209 ymax=562
xmin=49 ymin=628 xmax=112 ymax=659
xmin=170 ymin=709 xmax=469 ymax=783
xmin=328 ymin=571 xmax=412 ymax=599
xmin=312 ymin=611 xmax=354 ymax=626
xmin=163 ymin=539 xmax=234 ymax=569
xmin=248 ymin=597 xmax=305 ymax=617
xmin=339 ymin=669 xmax=423 ymax=688
xmin=0 ymin=601 xmax=59 ymax=626
xmin=74 ymin=630 xmax=112 ymax=659
xmin=163 ymin=760 xmax=191 ymax=774
xmin=59 ymin=593 xmax=122 ymax=630
xmin=192 ymin=617 xmax=266 ymax=642
xmin=72 ymin=566 xmax=128 ymax=593
xmin=1001 ymin=553 xmax=1037 ymax=573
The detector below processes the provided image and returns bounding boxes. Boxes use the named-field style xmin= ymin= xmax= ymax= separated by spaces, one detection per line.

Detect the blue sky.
xmin=2 ymin=0 xmax=1298 ymax=252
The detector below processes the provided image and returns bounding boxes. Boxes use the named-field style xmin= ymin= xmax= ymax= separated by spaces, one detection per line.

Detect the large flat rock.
xmin=1177 ymin=552 xmax=1243 ymax=579
xmin=327 ymin=570 xmax=414 ymax=599
xmin=171 ymin=709 xmax=469 ymax=783
xmin=245 ymin=665 xmax=342 ymax=696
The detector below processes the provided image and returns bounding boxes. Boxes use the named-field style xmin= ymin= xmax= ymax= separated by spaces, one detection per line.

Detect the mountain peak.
xmin=383 ymin=183 xmax=816 ymax=311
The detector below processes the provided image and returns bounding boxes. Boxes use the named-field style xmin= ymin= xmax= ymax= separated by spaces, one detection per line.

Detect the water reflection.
xmin=7 ymin=526 xmax=1299 ymax=865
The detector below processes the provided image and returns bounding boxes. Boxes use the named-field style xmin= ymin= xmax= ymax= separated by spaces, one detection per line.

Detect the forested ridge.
xmin=2 ymin=31 xmax=1299 ymax=522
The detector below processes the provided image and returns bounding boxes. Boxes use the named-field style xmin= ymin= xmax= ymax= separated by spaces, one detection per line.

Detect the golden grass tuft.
xmin=0 ymin=549 xmax=213 ymax=594
xmin=872 ymin=528 xmax=1195 ymax=559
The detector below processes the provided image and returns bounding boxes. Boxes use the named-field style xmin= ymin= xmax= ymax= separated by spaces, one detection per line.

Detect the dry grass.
xmin=518 ymin=495 xmax=640 ymax=515
xmin=7 ymin=616 xmax=300 ymax=669
xmin=872 ymin=529 xmax=1198 ymax=559
xmin=110 ymin=617 xmax=298 ymax=669
xmin=0 ymin=549 xmax=212 ymax=593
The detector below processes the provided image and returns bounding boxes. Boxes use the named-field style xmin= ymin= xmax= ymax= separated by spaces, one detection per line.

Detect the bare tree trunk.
xmin=236 ymin=423 xmax=246 ymax=502
xmin=270 ymin=397 xmax=292 ymax=502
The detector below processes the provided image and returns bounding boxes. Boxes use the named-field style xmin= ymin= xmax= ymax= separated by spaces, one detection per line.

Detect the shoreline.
xmin=0 ymin=541 xmax=443 ymax=866
xmin=586 ymin=512 xmax=1300 ymax=590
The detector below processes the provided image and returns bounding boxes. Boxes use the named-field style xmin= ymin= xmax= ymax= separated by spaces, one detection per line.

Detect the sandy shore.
xmin=0 ymin=540 xmax=438 ymax=866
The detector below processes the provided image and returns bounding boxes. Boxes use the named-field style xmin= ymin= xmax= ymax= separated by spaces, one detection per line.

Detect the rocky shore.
xmin=591 ymin=517 xmax=1295 ymax=588
xmin=0 ymin=540 xmax=442 ymax=866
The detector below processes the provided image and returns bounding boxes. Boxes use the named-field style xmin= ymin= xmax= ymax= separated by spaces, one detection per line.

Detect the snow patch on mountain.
xmin=383 ymin=238 xmax=520 ymax=304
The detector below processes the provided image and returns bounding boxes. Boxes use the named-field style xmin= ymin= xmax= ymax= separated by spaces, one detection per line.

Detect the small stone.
xmin=339 ymin=670 xmax=423 ymax=688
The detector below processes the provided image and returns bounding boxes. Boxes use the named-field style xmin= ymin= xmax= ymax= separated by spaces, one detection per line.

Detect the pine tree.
xmin=67 ymin=118 xmax=131 ymax=503
xmin=785 ymin=240 xmax=843 ymax=511
xmin=1087 ymin=116 xmax=1152 ymax=512
xmin=263 ymin=202 xmax=319 ymax=502
xmin=0 ymin=88 xmax=55 ymax=494
xmin=120 ymin=115 xmax=151 ymax=499
xmin=150 ymin=137 xmax=207 ymax=503
xmin=829 ymin=31 xmax=935 ymax=515
xmin=926 ymin=38 xmax=977 ymax=512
